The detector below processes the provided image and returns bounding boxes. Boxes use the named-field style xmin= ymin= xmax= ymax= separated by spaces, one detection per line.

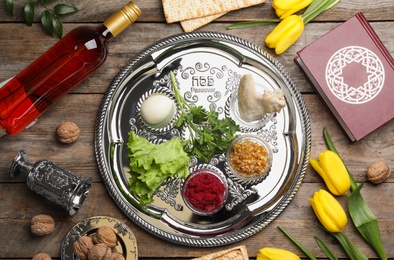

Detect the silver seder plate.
xmin=94 ymin=32 xmax=311 ymax=247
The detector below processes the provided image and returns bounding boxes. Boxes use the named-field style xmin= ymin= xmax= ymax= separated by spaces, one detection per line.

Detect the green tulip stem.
xmin=317 ymin=225 xmax=368 ymax=260
xmin=277 ymin=226 xmax=317 ymax=260
xmin=301 ymin=0 xmax=340 ymax=24
xmin=338 ymin=231 xmax=369 ymax=260
xmin=227 ymin=19 xmax=281 ymax=30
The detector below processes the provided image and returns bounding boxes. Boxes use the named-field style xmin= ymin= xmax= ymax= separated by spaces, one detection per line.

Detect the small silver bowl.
xmin=225 ymin=134 xmax=273 ymax=185
xmin=182 ymin=166 xmax=228 ymax=216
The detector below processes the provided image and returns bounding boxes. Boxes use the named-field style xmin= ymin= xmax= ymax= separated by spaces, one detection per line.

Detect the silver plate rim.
xmin=94 ymin=31 xmax=311 ymax=247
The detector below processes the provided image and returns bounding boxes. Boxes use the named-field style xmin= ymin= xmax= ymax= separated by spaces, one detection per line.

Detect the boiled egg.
xmin=140 ymin=93 xmax=176 ymax=128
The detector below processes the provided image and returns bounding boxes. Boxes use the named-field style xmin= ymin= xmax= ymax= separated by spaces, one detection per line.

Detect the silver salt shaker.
xmin=9 ymin=150 xmax=92 ymax=215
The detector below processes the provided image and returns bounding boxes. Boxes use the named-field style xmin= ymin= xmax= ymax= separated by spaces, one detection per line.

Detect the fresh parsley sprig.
xmin=5 ymin=0 xmax=79 ymax=38
xmin=170 ymin=71 xmax=239 ymax=162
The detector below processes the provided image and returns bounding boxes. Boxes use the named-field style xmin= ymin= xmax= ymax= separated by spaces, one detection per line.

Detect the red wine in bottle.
xmin=0 ymin=1 xmax=141 ymax=136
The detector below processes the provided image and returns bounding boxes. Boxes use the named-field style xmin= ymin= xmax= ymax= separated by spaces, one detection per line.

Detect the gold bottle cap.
xmin=104 ymin=1 xmax=142 ymax=37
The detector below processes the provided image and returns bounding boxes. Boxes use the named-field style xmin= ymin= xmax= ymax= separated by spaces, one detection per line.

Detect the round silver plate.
xmin=61 ymin=216 xmax=138 ymax=259
xmin=94 ymin=32 xmax=311 ymax=247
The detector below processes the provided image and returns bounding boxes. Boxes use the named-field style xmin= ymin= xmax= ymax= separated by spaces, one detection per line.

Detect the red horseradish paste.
xmin=183 ymin=171 xmax=227 ymax=214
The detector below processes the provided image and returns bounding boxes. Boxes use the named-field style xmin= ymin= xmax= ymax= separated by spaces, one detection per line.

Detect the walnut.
xmin=367 ymin=160 xmax=391 ymax=184
xmin=73 ymin=236 xmax=95 ymax=260
xmin=32 ymin=252 xmax=52 ymax=260
xmin=56 ymin=121 xmax=80 ymax=143
xmin=93 ymin=226 xmax=117 ymax=248
xmin=31 ymin=214 xmax=55 ymax=236
xmin=111 ymin=252 xmax=125 ymax=260
xmin=88 ymin=243 xmax=112 ymax=260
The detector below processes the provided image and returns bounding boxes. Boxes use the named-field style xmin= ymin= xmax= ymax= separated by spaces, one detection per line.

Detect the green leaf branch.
xmin=5 ymin=0 xmax=79 ymax=38
xmin=170 ymin=71 xmax=239 ymax=162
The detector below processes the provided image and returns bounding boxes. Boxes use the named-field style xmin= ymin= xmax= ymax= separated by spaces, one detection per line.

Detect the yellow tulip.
xmin=310 ymin=150 xmax=350 ymax=196
xmin=265 ymin=15 xmax=304 ymax=55
xmin=272 ymin=0 xmax=313 ymax=19
xmin=257 ymin=247 xmax=300 ymax=260
xmin=309 ymin=189 xmax=347 ymax=233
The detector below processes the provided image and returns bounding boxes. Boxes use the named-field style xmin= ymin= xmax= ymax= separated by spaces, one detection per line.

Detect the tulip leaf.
xmin=303 ymin=0 xmax=326 ymax=16
xmin=24 ymin=1 xmax=36 ymax=26
xmin=301 ymin=0 xmax=340 ymax=24
xmin=278 ymin=226 xmax=317 ymax=260
xmin=53 ymin=4 xmax=79 ymax=15
xmin=314 ymin=236 xmax=338 ymax=260
xmin=6 ymin=0 xmax=14 ymax=15
xmin=348 ymin=184 xmax=387 ymax=260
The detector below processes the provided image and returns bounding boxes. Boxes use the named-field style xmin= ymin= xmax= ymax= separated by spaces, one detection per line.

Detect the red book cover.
xmin=295 ymin=12 xmax=394 ymax=142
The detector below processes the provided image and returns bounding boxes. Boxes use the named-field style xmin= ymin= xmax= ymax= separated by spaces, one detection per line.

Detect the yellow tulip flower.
xmin=265 ymin=15 xmax=304 ymax=55
xmin=272 ymin=0 xmax=313 ymax=19
xmin=309 ymin=189 xmax=347 ymax=233
xmin=257 ymin=247 xmax=300 ymax=260
xmin=310 ymin=150 xmax=350 ymax=196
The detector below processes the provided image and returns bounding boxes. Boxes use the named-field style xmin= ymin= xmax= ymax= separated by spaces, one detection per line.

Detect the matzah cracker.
xmin=180 ymin=13 xmax=227 ymax=32
xmin=192 ymin=245 xmax=249 ymax=260
xmin=162 ymin=0 xmax=265 ymax=23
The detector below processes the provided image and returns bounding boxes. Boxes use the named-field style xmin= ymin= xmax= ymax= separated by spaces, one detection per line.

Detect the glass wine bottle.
xmin=0 ymin=1 xmax=141 ymax=136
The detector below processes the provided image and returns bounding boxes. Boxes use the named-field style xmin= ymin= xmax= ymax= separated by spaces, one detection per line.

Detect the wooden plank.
xmin=0 ymin=182 xmax=393 ymax=258
xmin=0 ymin=183 xmax=394 ymax=258
xmin=0 ymin=22 xmax=393 ymax=94
xmin=0 ymin=0 xmax=393 ymax=23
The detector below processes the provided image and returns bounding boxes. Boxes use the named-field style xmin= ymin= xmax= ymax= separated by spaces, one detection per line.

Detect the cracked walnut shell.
xmin=31 ymin=214 xmax=55 ymax=236
xmin=367 ymin=160 xmax=391 ymax=184
xmin=56 ymin=121 xmax=80 ymax=143
xmin=73 ymin=235 xmax=95 ymax=260
xmin=93 ymin=226 xmax=117 ymax=248
xmin=88 ymin=243 xmax=112 ymax=260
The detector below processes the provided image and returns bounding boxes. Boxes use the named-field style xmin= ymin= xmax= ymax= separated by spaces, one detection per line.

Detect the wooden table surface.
xmin=1 ymin=0 xmax=393 ymax=259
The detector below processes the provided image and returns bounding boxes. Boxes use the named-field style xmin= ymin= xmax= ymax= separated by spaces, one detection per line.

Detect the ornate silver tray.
xmin=61 ymin=216 xmax=138 ymax=259
xmin=94 ymin=32 xmax=311 ymax=247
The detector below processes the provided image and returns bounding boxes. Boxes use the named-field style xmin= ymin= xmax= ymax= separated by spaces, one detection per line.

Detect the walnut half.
xmin=367 ymin=160 xmax=391 ymax=184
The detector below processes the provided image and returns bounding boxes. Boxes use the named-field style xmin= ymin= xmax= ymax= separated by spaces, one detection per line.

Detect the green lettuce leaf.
xmin=127 ymin=131 xmax=189 ymax=205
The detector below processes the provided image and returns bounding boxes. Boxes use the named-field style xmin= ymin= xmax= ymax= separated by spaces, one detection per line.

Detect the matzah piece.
xmin=180 ymin=13 xmax=227 ymax=32
xmin=192 ymin=245 xmax=249 ymax=260
xmin=162 ymin=0 xmax=265 ymax=23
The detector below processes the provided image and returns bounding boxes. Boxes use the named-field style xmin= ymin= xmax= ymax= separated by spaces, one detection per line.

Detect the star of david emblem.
xmin=325 ymin=46 xmax=385 ymax=104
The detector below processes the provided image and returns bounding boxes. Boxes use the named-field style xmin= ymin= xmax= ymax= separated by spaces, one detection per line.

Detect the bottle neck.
xmin=103 ymin=1 xmax=141 ymax=37
xmin=101 ymin=26 xmax=115 ymax=42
